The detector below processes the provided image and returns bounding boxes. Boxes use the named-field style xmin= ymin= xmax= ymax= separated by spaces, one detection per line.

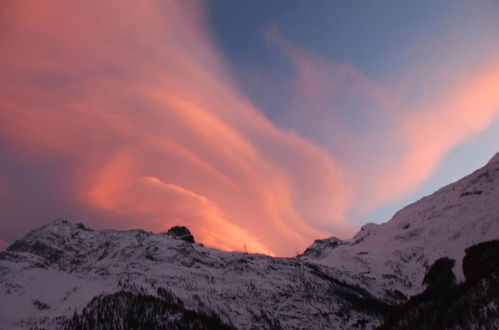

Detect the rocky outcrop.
xmin=166 ymin=226 xmax=195 ymax=243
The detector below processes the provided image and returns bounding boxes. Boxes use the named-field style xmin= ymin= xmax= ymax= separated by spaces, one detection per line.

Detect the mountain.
xmin=379 ymin=240 xmax=499 ymax=329
xmin=300 ymin=152 xmax=499 ymax=302
xmin=0 ymin=220 xmax=389 ymax=330
xmin=0 ymin=152 xmax=498 ymax=329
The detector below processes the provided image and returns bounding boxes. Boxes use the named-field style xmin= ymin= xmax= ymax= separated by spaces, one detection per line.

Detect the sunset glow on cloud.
xmin=265 ymin=27 xmax=499 ymax=214
xmin=1 ymin=0 xmax=498 ymax=255
xmin=0 ymin=0 xmax=352 ymax=256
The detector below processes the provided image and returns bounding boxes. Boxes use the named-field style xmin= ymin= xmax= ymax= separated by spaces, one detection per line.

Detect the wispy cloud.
xmin=267 ymin=27 xmax=499 ymax=214
xmin=0 ymin=0 xmax=353 ymax=256
xmin=2 ymin=1 xmax=497 ymax=256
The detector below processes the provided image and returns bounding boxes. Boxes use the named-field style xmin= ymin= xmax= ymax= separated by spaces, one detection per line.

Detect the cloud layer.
xmin=1 ymin=1 xmax=498 ymax=256
xmin=266 ymin=27 xmax=499 ymax=214
xmin=0 ymin=0 xmax=352 ymax=256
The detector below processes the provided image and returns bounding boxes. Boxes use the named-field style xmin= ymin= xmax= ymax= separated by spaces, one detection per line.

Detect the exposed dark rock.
xmin=33 ymin=299 xmax=50 ymax=310
xmin=460 ymin=190 xmax=483 ymax=197
xmin=166 ymin=226 xmax=195 ymax=243
xmin=75 ymin=222 xmax=92 ymax=231
xmin=301 ymin=237 xmax=343 ymax=257
xmin=7 ymin=241 xmax=63 ymax=265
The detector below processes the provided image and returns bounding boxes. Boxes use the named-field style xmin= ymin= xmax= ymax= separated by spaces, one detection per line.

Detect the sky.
xmin=0 ymin=0 xmax=498 ymax=256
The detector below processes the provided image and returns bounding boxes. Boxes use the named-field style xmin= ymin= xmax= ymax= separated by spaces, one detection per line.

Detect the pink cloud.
xmin=354 ymin=58 xmax=499 ymax=210
xmin=394 ymin=60 xmax=499 ymax=194
xmin=0 ymin=0 xmax=354 ymax=256
xmin=267 ymin=28 xmax=499 ymax=214
xmin=3 ymin=1 xmax=495 ymax=256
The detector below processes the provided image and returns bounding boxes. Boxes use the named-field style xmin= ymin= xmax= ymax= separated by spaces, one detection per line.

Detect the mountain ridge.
xmin=300 ymin=151 xmax=499 ymax=300
xmin=1 ymin=152 xmax=499 ymax=329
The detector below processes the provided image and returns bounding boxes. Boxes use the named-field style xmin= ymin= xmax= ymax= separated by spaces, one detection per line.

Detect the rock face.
xmin=166 ymin=226 xmax=195 ymax=243
xmin=301 ymin=237 xmax=343 ymax=258
xmin=0 ymin=153 xmax=499 ymax=329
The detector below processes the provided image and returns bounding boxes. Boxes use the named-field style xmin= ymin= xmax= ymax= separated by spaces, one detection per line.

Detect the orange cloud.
xmin=3 ymin=1 xmax=495 ymax=256
xmin=0 ymin=0 xmax=353 ymax=256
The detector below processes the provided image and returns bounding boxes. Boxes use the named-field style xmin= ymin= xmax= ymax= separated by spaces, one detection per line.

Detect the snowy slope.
xmin=301 ymin=152 xmax=499 ymax=301
xmin=1 ymin=153 xmax=499 ymax=329
xmin=0 ymin=220 xmax=387 ymax=330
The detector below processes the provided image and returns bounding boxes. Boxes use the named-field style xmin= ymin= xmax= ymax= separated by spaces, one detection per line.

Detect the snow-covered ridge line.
xmin=302 ymin=152 xmax=499 ymax=299
xmin=1 ymin=152 xmax=498 ymax=329
xmin=0 ymin=218 xmax=388 ymax=329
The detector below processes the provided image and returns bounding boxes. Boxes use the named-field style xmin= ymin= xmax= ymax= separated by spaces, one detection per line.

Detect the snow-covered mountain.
xmin=300 ymin=152 xmax=499 ymax=302
xmin=1 ymin=153 xmax=498 ymax=329
xmin=0 ymin=220 xmax=388 ymax=329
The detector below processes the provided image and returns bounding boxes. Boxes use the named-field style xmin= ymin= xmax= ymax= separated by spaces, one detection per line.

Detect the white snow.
xmin=0 ymin=221 xmax=383 ymax=329
xmin=301 ymin=154 xmax=499 ymax=300
xmin=1 ymin=153 xmax=499 ymax=329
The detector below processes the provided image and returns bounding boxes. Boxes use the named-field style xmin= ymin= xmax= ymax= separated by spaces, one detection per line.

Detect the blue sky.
xmin=206 ymin=0 xmax=499 ymax=223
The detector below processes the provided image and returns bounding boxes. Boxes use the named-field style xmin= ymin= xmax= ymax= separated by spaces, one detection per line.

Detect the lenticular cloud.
xmin=0 ymin=0 xmax=353 ymax=256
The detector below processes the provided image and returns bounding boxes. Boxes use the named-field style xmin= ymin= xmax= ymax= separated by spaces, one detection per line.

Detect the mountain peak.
xmin=39 ymin=218 xmax=79 ymax=231
xmin=24 ymin=218 xmax=89 ymax=241
xmin=166 ymin=225 xmax=195 ymax=243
